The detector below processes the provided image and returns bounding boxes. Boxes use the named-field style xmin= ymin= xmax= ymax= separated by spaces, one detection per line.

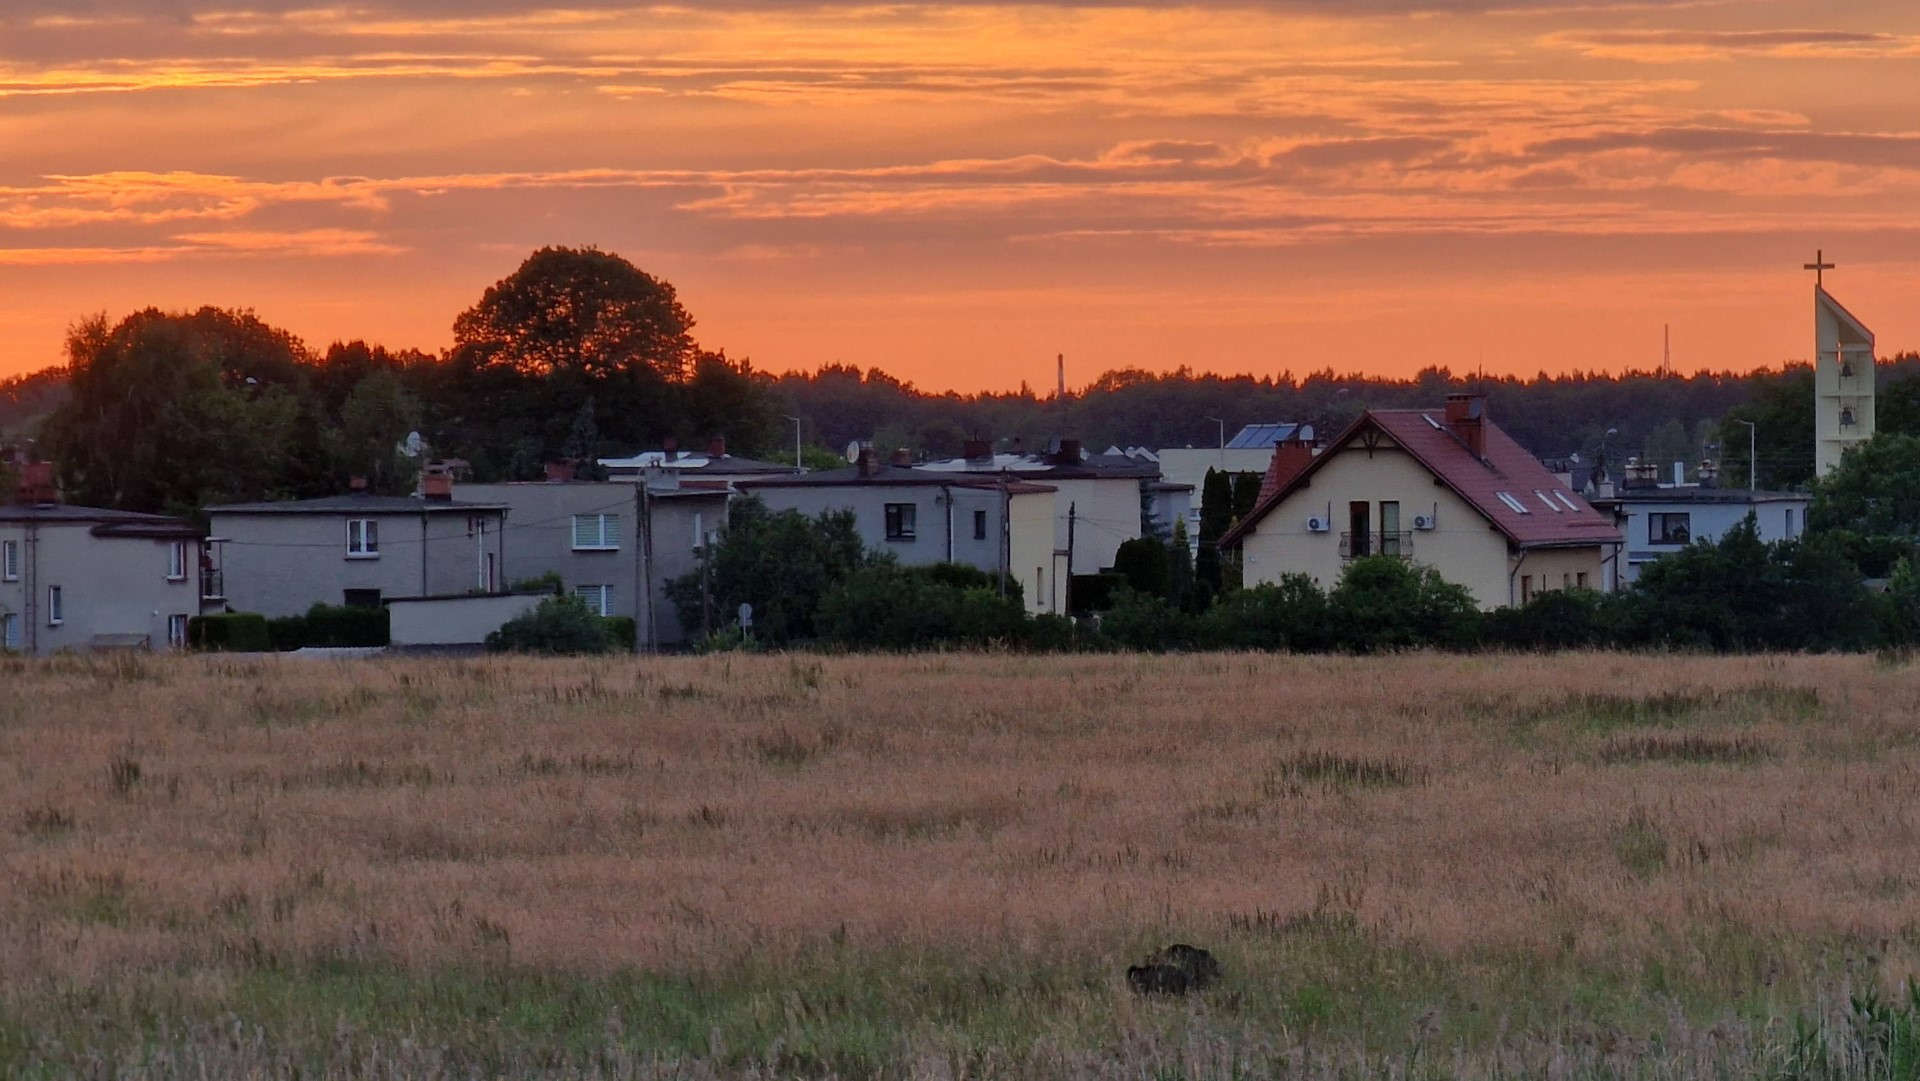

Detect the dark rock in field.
xmin=1153 ymin=943 xmax=1222 ymax=988
xmin=1126 ymin=943 xmax=1224 ymax=995
xmin=1126 ymin=963 xmax=1191 ymax=996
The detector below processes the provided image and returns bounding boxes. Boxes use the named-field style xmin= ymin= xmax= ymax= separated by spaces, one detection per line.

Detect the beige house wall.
xmin=1236 ymin=440 xmax=1607 ymax=609
xmin=1005 ymin=489 xmax=1055 ymax=615
xmin=1047 ymin=477 xmax=1142 ymax=577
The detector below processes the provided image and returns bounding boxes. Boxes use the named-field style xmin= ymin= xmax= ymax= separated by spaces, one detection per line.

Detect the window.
xmin=1495 ymin=491 xmax=1531 ymax=514
xmin=1576 ymin=571 xmax=1589 ymax=589
xmin=1 ymin=539 xmax=17 ymax=581
xmin=973 ymin=509 xmax=988 ymax=541
xmin=167 ymin=540 xmax=188 ymax=581
xmin=1535 ymin=490 xmax=1562 ymax=513
xmin=1520 ymin=575 xmax=1533 ymax=604
xmin=1562 ymin=572 xmax=1572 ymax=589
xmin=167 ymin=614 xmax=188 ymax=647
xmin=1 ymin=612 xmax=16 ymax=651
xmin=885 ymin=503 xmax=917 ymax=541
xmin=1649 ymin=513 xmax=1691 ymax=544
xmin=343 ymin=588 xmax=382 ymax=608
xmin=1554 ymin=491 xmax=1582 ymax=512
xmin=1785 ymin=508 xmax=1796 ymax=538
xmin=346 ymin=518 xmax=379 ymax=557
xmin=1347 ymin=501 xmax=1371 ymax=557
xmin=574 ymin=584 xmax=614 ymax=616
xmin=572 ymin=513 xmax=620 ymax=551
xmin=47 ymin=585 xmax=62 ymax=625
xmin=1379 ymin=501 xmax=1401 ymax=556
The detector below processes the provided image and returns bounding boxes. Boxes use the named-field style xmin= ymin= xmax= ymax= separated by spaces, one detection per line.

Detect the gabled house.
xmin=0 ymin=464 xmax=205 ymax=654
xmin=206 ymin=473 xmax=508 ymax=618
xmin=462 ymin=465 xmax=730 ymax=649
xmin=1220 ymin=394 xmax=1623 ymax=608
xmin=736 ymin=448 xmax=1059 ymax=614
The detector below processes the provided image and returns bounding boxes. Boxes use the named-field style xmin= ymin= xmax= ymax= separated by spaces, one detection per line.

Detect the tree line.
xmin=5 ymin=243 xmax=1919 ymax=520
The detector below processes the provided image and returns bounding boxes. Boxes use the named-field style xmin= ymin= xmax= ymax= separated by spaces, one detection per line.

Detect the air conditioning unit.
xmin=1413 ymin=514 xmax=1436 ymax=531
xmin=1306 ymin=516 xmax=1329 ymax=533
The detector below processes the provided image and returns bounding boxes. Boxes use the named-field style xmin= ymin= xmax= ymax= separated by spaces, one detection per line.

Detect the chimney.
xmin=707 ymin=435 xmax=726 ymax=459
xmin=18 ymin=461 xmax=56 ymax=505
xmin=544 ymin=460 xmax=577 ymax=483
xmin=1256 ymin=436 xmax=1315 ymax=507
xmin=1699 ymin=459 xmax=1719 ymax=488
xmin=1672 ymin=461 xmax=1685 ymax=487
xmin=962 ymin=438 xmax=992 ymax=463
xmin=662 ymin=435 xmax=679 ymax=462
xmin=890 ymin=447 xmax=912 ymax=467
xmin=856 ymin=447 xmax=878 ymax=478
xmin=1054 ymin=438 xmax=1083 ymax=465
xmin=1443 ymin=393 xmax=1486 ymax=457
xmin=422 ymin=462 xmax=453 ymax=501
xmin=348 ymin=475 xmax=369 ymax=493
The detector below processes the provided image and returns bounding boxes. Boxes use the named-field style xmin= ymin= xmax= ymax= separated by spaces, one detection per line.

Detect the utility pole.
xmin=1065 ymin=501 xmax=1076 ymax=615
xmin=783 ymin=415 xmax=802 ymax=473
xmin=1205 ymin=417 xmax=1225 ymax=463
xmin=1734 ymin=419 xmax=1757 ymax=490
xmin=998 ymin=471 xmax=1009 ymax=599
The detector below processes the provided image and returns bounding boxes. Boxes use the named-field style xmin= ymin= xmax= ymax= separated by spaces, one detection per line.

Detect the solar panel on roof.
xmin=1224 ymin=423 xmax=1300 ymax=449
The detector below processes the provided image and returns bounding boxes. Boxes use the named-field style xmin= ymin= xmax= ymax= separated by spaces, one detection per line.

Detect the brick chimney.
xmin=662 ymin=435 xmax=679 ymax=462
xmin=348 ymin=475 xmax=369 ymax=493
xmin=962 ymin=438 xmax=992 ymax=462
xmin=856 ymin=447 xmax=878 ymax=478
xmin=1444 ymin=393 xmax=1487 ymax=456
xmin=1256 ymin=436 xmax=1315 ymax=507
xmin=422 ymin=462 xmax=453 ymax=501
xmin=544 ymin=460 xmax=577 ymax=483
xmin=890 ymin=447 xmax=912 ymax=467
xmin=1053 ymin=438 xmax=1083 ymax=465
xmin=707 ymin=435 xmax=726 ymax=459
xmin=18 ymin=461 xmax=56 ymax=505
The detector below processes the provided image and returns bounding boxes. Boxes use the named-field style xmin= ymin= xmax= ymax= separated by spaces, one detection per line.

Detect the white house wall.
xmin=0 ymin=523 xmax=199 ymax=654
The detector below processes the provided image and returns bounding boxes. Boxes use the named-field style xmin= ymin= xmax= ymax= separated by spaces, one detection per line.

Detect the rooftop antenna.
xmin=1056 ymin=353 xmax=1065 ymax=400
xmin=1663 ymin=323 xmax=1670 ymax=374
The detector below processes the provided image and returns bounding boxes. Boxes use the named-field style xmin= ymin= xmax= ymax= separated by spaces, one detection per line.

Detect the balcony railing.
xmin=1339 ymin=531 xmax=1413 ymax=560
xmin=200 ymin=569 xmax=225 ymax=600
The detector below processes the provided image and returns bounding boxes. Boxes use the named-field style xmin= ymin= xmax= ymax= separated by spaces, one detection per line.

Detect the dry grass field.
xmin=4 ymin=649 xmax=1920 ymax=1078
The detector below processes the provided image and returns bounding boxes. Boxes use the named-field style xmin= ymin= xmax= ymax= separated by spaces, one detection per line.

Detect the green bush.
xmin=601 ymin=616 xmax=636 ymax=651
xmin=486 ymin=596 xmax=612 ymax=655
xmin=1482 ymin=588 xmax=1610 ymax=651
xmin=1020 ymin=613 xmax=1083 ymax=652
xmin=508 ymin=571 xmax=565 ymax=596
xmin=1069 ymin=573 xmax=1124 ymax=615
xmin=1329 ymin=557 xmax=1481 ymax=653
xmin=1196 ymin=574 xmax=1330 ymax=651
xmin=298 ymin=604 xmax=390 ymax=648
xmin=265 ymin=615 xmax=307 ymax=651
xmin=186 ymin=613 xmax=271 ymax=652
xmin=1097 ymin=587 xmax=1194 ymax=651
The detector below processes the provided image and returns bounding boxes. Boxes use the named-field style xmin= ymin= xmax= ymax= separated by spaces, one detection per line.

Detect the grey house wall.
xmin=0 ymin=523 xmax=200 ymax=654
xmin=212 ymin=510 xmax=504 ymax=618
xmin=460 ymin=483 xmax=728 ymax=648
xmin=1616 ymin=497 xmax=1809 ymax=584
xmin=744 ymin=483 xmax=1015 ymax=574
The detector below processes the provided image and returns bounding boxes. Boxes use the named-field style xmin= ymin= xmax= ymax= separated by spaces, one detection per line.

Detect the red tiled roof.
xmin=1220 ymin=407 xmax=1621 ymax=550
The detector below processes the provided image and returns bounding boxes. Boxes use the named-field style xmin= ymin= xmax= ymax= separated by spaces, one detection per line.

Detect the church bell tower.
xmin=1807 ymin=250 xmax=1875 ymax=477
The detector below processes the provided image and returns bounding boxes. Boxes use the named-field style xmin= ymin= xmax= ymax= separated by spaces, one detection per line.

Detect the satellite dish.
xmin=845 ymin=441 xmax=861 ymax=463
xmin=401 ymin=431 xmax=425 ymax=458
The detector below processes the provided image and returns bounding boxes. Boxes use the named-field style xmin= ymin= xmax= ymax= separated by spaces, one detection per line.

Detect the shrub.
xmin=1097 ymin=587 xmax=1194 ymax=651
xmin=601 ymin=616 xmax=636 ymax=651
xmin=296 ymin=603 xmax=389 ymax=648
xmin=186 ymin=613 xmax=271 ymax=652
xmin=1069 ymin=573 xmax=1124 ymax=615
xmin=1111 ymin=537 xmax=1171 ymax=598
xmin=1196 ymin=574 xmax=1330 ymax=651
xmin=1482 ymin=588 xmax=1609 ymax=651
xmin=265 ymin=615 xmax=307 ymax=651
xmin=1020 ymin=613 xmax=1082 ymax=652
xmin=1328 ymin=557 xmax=1480 ymax=653
xmin=508 ymin=571 xmax=565 ymax=596
xmin=486 ymin=596 xmax=612 ymax=655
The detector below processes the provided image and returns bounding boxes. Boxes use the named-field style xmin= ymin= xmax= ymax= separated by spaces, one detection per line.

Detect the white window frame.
xmin=167 ymin=614 xmax=188 ymax=647
xmin=573 ymin=584 xmax=613 ymax=616
xmin=1495 ymin=491 xmax=1530 ymax=514
xmin=1 ymin=539 xmax=17 ymax=582
xmin=47 ymin=584 xmax=63 ymax=625
xmin=1 ymin=612 xmax=18 ymax=650
xmin=884 ymin=502 xmax=918 ymax=541
xmin=346 ymin=518 xmax=379 ymax=558
xmin=571 ymin=513 xmax=620 ymax=551
xmin=167 ymin=540 xmax=188 ymax=581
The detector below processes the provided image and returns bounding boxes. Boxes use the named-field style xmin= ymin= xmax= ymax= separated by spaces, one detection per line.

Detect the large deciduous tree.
xmin=453 ymin=246 xmax=697 ymax=382
xmin=43 ymin=308 xmax=312 ymax=517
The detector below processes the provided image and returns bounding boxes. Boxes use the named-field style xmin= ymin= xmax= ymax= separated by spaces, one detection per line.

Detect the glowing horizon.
xmin=2 ymin=1 xmax=1917 ymax=393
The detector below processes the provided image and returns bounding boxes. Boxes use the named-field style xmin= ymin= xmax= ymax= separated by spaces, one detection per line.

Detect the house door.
xmin=1379 ymin=501 xmax=1401 ymax=556
xmin=1348 ymin=501 xmax=1371 ymax=557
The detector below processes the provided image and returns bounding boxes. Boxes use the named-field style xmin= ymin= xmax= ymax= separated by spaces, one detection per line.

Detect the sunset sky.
xmin=2 ymin=1 xmax=1917 ymax=391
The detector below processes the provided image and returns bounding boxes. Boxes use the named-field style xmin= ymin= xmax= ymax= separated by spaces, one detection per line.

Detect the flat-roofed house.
xmin=1220 ymin=394 xmax=1623 ymax=608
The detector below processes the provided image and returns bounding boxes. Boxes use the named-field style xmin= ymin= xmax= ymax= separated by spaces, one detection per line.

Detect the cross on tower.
xmin=1803 ymin=249 xmax=1835 ymax=287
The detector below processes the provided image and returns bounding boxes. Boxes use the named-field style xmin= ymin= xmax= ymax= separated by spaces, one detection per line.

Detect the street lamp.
xmin=1733 ymin=419 xmax=1756 ymax=490
xmin=1599 ymin=426 xmax=1619 ymax=480
xmin=782 ymin=415 xmax=802 ymax=473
